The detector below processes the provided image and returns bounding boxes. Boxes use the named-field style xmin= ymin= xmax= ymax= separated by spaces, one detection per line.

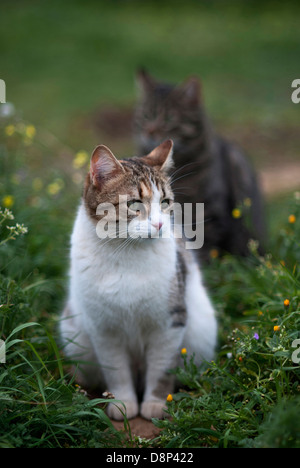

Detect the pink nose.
xmin=152 ymin=221 xmax=163 ymax=231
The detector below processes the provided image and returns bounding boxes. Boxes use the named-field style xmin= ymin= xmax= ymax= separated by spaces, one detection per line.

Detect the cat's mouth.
xmin=132 ymin=221 xmax=165 ymax=238
xmin=95 ymin=217 xmax=172 ymax=242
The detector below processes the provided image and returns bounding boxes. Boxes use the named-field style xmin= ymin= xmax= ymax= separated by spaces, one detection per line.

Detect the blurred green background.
xmin=1 ymin=1 xmax=300 ymax=146
xmin=1 ymin=0 xmax=300 ymax=230
xmin=1 ymin=1 xmax=300 ymax=447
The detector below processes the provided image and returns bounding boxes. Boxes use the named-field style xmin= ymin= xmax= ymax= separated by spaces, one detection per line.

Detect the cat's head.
xmin=83 ymin=139 xmax=176 ymax=240
xmin=134 ymin=69 xmax=205 ymax=153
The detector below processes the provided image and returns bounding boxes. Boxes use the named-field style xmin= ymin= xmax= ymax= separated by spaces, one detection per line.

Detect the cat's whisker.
xmin=110 ymin=236 xmax=136 ymax=258
xmin=169 ymin=171 xmax=196 ymax=186
xmin=168 ymin=161 xmax=197 ymax=184
xmin=101 ymin=236 xmax=131 ymax=254
xmin=96 ymin=227 xmax=133 ymax=247
xmin=173 ymin=219 xmax=207 ymax=227
xmin=171 ymin=189 xmax=191 ymax=196
xmin=108 ymin=239 xmax=127 ymax=258
xmin=118 ymin=236 xmax=140 ymax=256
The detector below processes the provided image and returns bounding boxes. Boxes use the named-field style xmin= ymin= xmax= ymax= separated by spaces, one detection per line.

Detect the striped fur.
xmin=134 ymin=69 xmax=266 ymax=260
xmin=60 ymin=141 xmax=217 ymax=421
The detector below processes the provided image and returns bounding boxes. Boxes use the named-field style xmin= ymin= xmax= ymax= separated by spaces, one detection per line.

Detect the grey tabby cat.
xmin=134 ymin=69 xmax=265 ymax=260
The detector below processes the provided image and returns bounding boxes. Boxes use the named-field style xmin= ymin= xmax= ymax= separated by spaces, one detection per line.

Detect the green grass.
xmin=155 ymin=238 xmax=300 ymax=447
xmin=0 ymin=0 xmax=300 ymax=448
xmin=0 ymin=117 xmax=299 ymax=448
xmin=0 ymin=265 xmax=126 ymax=448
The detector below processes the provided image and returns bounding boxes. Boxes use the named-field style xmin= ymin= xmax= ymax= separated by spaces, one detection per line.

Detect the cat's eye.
xmin=127 ymin=200 xmax=143 ymax=213
xmin=161 ymin=198 xmax=171 ymax=211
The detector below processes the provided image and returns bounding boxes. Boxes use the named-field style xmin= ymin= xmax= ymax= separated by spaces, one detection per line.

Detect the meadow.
xmin=0 ymin=0 xmax=300 ymax=448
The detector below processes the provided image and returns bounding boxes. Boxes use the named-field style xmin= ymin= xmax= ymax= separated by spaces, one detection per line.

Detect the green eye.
xmin=161 ymin=199 xmax=171 ymax=211
xmin=127 ymin=200 xmax=143 ymax=212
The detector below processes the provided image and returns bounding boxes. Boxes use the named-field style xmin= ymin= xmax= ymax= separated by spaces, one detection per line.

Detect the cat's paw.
xmin=107 ymin=400 xmax=139 ymax=421
xmin=140 ymin=400 xmax=168 ymax=420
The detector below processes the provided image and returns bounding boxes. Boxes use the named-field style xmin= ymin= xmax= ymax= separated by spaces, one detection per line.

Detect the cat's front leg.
xmin=88 ymin=331 xmax=138 ymax=421
xmin=141 ymin=328 xmax=184 ymax=420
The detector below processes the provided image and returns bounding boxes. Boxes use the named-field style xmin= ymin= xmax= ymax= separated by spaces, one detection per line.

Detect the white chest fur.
xmin=69 ymin=204 xmax=177 ymax=332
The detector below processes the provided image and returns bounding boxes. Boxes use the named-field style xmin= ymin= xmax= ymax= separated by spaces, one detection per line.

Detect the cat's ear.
xmin=90 ymin=145 xmax=124 ymax=188
xmin=135 ymin=68 xmax=156 ymax=94
xmin=177 ymin=77 xmax=201 ymax=106
xmin=141 ymin=139 xmax=174 ymax=172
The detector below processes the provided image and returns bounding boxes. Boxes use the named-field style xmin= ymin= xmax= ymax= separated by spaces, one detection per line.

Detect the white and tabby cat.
xmin=60 ymin=139 xmax=217 ymax=421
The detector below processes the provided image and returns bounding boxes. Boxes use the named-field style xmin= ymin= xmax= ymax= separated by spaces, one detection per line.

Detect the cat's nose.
xmin=151 ymin=221 xmax=163 ymax=231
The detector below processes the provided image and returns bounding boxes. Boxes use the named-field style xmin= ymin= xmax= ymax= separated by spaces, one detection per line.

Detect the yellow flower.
xmin=274 ymin=325 xmax=280 ymax=332
xmin=2 ymin=195 xmax=14 ymax=208
xmin=47 ymin=183 xmax=60 ymax=196
xmin=258 ymin=311 xmax=263 ymax=317
xmin=25 ymin=125 xmax=36 ymax=139
xmin=5 ymin=125 xmax=15 ymax=136
xmin=210 ymin=249 xmax=219 ymax=259
xmin=289 ymin=215 xmax=296 ymax=224
xmin=73 ymin=151 xmax=89 ymax=169
xmin=166 ymin=394 xmax=173 ymax=402
xmin=181 ymin=348 xmax=187 ymax=355
xmin=232 ymin=208 xmax=242 ymax=219
xmin=284 ymin=299 xmax=290 ymax=307
xmin=47 ymin=179 xmax=64 ymax=196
